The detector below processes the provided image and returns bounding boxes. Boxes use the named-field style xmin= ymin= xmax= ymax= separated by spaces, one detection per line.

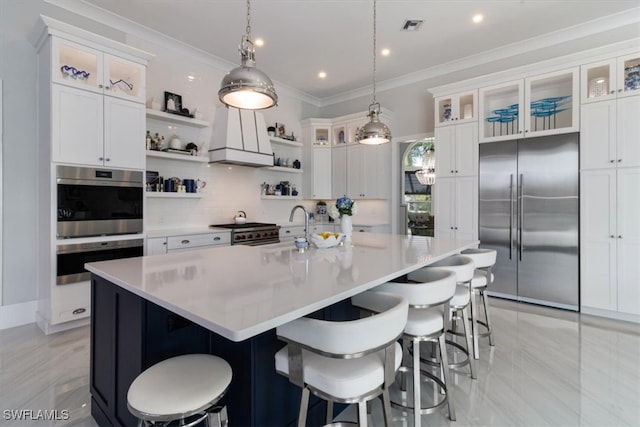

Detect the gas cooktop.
xmin=210 ymin=222 xmax=277 ymax=230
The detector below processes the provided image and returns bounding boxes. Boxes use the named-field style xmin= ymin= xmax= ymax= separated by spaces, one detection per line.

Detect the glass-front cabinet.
xmin=581 ymin=53 xmax=640 ymax=103
xmin=434 ymin=90 xmax=477 ymax=127
xmin=479 ymin=67 xmax=578 ymax=142
xmin=52 ymin=37 xmax=146 ymax=103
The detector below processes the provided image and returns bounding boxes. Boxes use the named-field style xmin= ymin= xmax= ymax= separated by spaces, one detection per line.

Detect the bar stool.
xmin=461 ymin=248 xmax=497 ymax=358
xmin=275 ymin=291 xmax=408 ymax=427
xmin=415 ymin=255 xmax=477 ymax=378
xmin=376 ymin=269 xmax=458 ymax=427
xmin=127 ymin=354 xmax=232 ymax=427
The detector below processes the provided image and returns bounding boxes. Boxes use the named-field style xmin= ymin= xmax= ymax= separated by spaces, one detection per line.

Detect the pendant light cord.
xmin=246 ymin=0 xmax=252 ymax=38
xmin=372 ymin=0 xmax=377 ymax=104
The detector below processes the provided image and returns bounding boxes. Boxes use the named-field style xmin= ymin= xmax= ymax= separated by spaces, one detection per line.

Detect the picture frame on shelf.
xmin=164 ymin=91 xmax=182 ymax=114
xmin=276 ymin=123 xmax=286 ymax=138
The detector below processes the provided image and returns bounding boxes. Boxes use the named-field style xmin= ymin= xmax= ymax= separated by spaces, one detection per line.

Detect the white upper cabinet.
xmin=479 ymin=68 xmax=579 ymax=142
xmin=435 ymin=122 xmax=478 ymax=178
xmin=581 ymin=95 xmax=640 ymax=170
xmin=581 ymin=53 xmax=640 ymax=104
xmin=52 ymin=37 xmax=146 ymax=103
xmin=434 ymin=90 xmax=477 ymax=127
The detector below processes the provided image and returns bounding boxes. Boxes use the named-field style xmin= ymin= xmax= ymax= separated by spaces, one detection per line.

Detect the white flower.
xmin=351 ymin=201 xmax=358 ymax=216
xmin=329 ymin=204 xmax=340 ymax=220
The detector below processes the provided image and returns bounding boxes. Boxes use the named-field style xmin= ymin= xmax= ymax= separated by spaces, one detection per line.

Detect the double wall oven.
xmin=56 ymin=165 xmax=144 ymax=286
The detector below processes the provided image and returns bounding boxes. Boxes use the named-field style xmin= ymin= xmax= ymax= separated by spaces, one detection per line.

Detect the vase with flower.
xmin=329 ymin=195 xmax=358 ymax=242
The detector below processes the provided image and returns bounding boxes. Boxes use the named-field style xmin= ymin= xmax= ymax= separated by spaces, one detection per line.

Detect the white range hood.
xmin=208 ymin=106 xmax=274 ymax=167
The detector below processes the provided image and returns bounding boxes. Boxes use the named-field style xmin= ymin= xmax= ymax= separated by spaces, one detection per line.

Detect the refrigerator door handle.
xmin=509 ymin=174 xmax=514 ymax=260
xmin=519 ymin=173 xmax=524 ymax=261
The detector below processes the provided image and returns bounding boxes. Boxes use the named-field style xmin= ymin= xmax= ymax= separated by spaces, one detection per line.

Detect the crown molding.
xmin=44 ymin=1 xmax=640 ymax=108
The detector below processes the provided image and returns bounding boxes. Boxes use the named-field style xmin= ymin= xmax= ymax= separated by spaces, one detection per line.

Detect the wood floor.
xmin=1 ymin=298 xmax=638 ymax=426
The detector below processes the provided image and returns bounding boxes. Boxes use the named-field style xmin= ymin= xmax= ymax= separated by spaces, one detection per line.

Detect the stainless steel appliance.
xmin=210 ymin=223 xmax=280 ymax=246
xmin=57 ymin=238 xmax=143 ymax=285
xmin=57 ymin=165 xmax=143 ymax=238
xmin=478 ymin=133 xmax=579 ymax=310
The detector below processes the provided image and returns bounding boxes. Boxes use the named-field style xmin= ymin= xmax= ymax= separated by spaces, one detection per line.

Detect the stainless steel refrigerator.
xmin=479 ymin=133 xmax=579 ymax=310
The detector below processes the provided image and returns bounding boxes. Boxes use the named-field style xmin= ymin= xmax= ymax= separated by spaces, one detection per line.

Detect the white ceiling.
xmin=80 ymin=0 xmax=640 ymax=102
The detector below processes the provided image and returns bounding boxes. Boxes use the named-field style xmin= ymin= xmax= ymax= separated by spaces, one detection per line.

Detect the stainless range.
xmin=210 ymin=222 xmax=280 ymax=246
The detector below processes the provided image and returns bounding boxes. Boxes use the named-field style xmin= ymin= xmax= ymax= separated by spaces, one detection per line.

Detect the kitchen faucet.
xmin=289 ymin=205 xmax=309 ymax=241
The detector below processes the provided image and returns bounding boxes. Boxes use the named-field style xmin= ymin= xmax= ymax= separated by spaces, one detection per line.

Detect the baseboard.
xmin=36 ymin=311 xmax=90 ymax=335
xmin=0 ymin=300 xmax=37 ymax=330
xmin=581 ymin=306 xmax=640 ymax=324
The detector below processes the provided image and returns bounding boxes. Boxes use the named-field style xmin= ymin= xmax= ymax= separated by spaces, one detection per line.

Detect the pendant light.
xmin=356 ymin=0 xmax=391 ymax=145
xmin=218 ymin=0 xmax=278 ymax=110
xmin=415 ymin=148 xmax=436 ymax=185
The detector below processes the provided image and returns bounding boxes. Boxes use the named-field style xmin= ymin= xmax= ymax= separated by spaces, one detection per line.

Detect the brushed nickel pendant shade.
xmin=356 ymin=0 xmax=391 ymax=145
xmin=219 ymin=0 xmax=277 ymax=110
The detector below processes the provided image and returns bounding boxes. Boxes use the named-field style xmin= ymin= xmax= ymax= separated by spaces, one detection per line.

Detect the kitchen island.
xmin=85 ymin=233 xmax=478 ymax=426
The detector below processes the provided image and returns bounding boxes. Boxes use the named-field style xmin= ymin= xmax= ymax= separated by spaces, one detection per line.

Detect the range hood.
xmin=209 ymin=106 xmax=274 ymax=167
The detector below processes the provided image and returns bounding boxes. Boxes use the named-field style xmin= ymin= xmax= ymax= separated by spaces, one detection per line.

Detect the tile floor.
xmin=0 ymin=298 xmax=639 ymax=426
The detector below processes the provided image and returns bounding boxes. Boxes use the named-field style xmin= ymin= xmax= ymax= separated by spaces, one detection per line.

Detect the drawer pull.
xmin=213 ymin=236 xmax=221 ymax=241
xmin=181 ymin=239 xmax=190 ymax=244
xmin=72 ymin=308 xmax=86 ymax=315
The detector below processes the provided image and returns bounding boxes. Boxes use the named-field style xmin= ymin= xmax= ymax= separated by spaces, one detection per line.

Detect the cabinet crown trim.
xmin=30 ymin=15 xmax=154 ymax=63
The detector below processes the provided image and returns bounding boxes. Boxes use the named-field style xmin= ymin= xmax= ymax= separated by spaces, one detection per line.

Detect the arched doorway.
xmin=401 ymin=138 xmax=434 ymax=235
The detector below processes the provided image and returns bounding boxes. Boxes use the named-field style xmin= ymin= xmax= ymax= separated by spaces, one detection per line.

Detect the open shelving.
xmin=146 ymin=109 xmax=209 ymax=127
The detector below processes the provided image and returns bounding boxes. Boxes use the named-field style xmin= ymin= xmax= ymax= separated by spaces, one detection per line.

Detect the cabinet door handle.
xmin=213 ymin=236 xmax=221 ymax=241
xmin=181 ymin=239 xmax=190 ymax=244
xmin=98 ymin=84 xmax=103 ymax=88
xmin=610 ymin=235 xmax=615 ymax=238
xmin=618 ymin=89 xmax=623 ymax=93
xmin=610 ymin=160 xmax=615 ymax=163
xmin=618 ymin=159 xmax=622 ymax=162
xmin=105 ymin=158 xmax=110 ymax=162
xmin=618 ymin=235 xmax=623 ymax=239
xmin=72 ymin=308 xmax=86 ymax=315
xmin=610 ymin=90 xmax=616 ymax=94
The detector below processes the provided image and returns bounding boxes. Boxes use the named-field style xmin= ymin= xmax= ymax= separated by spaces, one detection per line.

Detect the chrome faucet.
xmin=289 ymin=205 xmax=309 ymax=241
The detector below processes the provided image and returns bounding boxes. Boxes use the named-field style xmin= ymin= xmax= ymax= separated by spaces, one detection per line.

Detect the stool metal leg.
xmin=206 ymin=406 xmax=228 ymax=427
xmin=413 ymin=339 xmax=421 ymax=427
xmin=298 ymin=387 xmax=310 ymax=427
xmin=481 ymin=290 xmax=495 ymax=346
xmin=438 ymin=334 xmax=456 ymax=422
xmin=326 ymin=401 xmax=334 ymax=425
xmin=461 ymin=305 xmax=477 ymax=379
xmin=381 ymin=389 xmax=393 ymax=426
xmin=357 ymin=401 xmax=368 ymax=427
xmin=469 ymin=287 xmax=480 ymax=359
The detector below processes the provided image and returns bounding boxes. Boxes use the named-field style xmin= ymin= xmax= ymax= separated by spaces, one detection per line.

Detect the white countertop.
xmin=86 ymin=233 xmax=477 ymax=342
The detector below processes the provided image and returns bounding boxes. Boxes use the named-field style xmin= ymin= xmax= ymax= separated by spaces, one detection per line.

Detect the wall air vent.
xmin=402 ymin=19 xmax=424 ymax=31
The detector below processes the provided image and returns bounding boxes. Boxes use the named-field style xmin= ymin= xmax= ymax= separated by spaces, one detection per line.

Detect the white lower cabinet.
xmin=50 ymin=281 xmax=91 ymax=325
xmin=146 ymin=232 xmax=230 ymax=254
xmin=353 ymin=224 xmax=391 ymax=233
xmin=581 ymin=167 xmax=640 ymax=316
xmin=280 ymin=226 xmax=306 ymax=242
xmin=434 ymin=177 xmax=478 ymax=240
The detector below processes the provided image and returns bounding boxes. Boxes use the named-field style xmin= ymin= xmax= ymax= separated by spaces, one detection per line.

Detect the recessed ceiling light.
xmin=318 ymin=71 xmax=327 ymax=79
xmin=187 ymin=74 xmax=195 ymax=82
xmin=254 ymin=38 xmax=264 ymax=47
xmin=472 ymin=14 xmax=484 ymax=24
xmin=381 ymin=48 xmax=390 ymax=57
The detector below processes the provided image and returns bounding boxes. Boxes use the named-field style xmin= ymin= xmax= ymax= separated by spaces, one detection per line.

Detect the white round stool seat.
xmin=426 ymin=255 xmax=475 ymax=283
xmin=461 ymin=248 xmax=496 ymax=269
xmin=127 ymin=354 xmax=232 ymax=421
xmin=449 ymin=285 xmax=471 ymax=308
